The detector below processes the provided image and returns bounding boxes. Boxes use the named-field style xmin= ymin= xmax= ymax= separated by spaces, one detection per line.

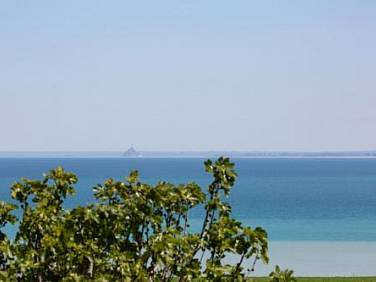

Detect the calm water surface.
xmin=1 ymin=157 xmax=376 ymax=275
xmin=1 ymin=158 xmax=376 ymax=241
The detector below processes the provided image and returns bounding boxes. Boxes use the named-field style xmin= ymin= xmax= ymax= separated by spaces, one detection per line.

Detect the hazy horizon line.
xmin=1 ymin=149 xmax=376 ymax=153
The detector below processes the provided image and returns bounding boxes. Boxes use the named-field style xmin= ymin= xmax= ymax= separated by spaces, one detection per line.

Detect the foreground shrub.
xmin=0 ymin=157 xmax=292 ymax=281
xmin=269 ymin=265 xmax=297 ymax=282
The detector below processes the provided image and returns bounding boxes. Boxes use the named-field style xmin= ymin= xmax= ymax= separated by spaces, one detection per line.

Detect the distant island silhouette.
xmin=123 ymin=147 xmax=142 ymax=157
xmin=121 ymin=150 xmax=376 ymax=158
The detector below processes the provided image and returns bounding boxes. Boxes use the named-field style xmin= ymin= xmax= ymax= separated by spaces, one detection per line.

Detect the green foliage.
xmin=254 ymin=278 xmax=376 ymax=282
xmin=268 ymin=265 xmax=297 ymax=282
xmin=0 ymin=157 xmax=276 ymax=281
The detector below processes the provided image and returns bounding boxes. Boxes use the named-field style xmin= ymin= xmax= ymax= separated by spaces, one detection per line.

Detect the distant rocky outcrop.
xmin=123 ymin=147 xmax=142 ymax=157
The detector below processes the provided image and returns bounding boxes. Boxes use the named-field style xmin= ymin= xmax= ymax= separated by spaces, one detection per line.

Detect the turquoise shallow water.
xmin=1 ymin=157 xmax=376 ymax=275
xmin=238 ymin=241 xmax=376 ymax=276
xmin=1 ymin=157 xmax=376 ymax=241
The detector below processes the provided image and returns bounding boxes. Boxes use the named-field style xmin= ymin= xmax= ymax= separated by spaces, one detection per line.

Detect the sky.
xmin=0 ymin=1 xmax=375 ymax=152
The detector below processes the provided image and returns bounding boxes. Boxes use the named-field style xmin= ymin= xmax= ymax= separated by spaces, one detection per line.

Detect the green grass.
xmin=252 ymin=278 xmax=376 ymax=282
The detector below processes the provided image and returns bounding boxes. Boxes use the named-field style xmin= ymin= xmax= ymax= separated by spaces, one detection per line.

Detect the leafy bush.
xmin=269 ymin=265 xmax=297 ymax=282
xmin=0 ymin=157 xmax=292 ymax=281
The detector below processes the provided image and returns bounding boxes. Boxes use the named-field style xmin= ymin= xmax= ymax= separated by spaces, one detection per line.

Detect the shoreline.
xmin=246 ymin=241 xmax=376 ymax=277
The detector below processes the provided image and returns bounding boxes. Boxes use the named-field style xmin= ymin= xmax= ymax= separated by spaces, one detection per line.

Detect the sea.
xmin=0 ymin=157 xmax=375 ymax=276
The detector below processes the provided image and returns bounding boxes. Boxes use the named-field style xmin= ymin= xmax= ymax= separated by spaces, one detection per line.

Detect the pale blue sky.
xmin=1 ymin=1 xmax=375 ymax=151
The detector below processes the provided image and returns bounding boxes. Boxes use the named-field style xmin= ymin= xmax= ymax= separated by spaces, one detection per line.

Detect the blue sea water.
xmin=1 ymin=157 xmax=375 ymax=241
xmin=1 ymin=157 xmax=376 ymax=275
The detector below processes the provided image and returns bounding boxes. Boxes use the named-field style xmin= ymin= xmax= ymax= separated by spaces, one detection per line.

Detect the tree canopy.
xmin=0 ymin=157 xmax=294 ymax=281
